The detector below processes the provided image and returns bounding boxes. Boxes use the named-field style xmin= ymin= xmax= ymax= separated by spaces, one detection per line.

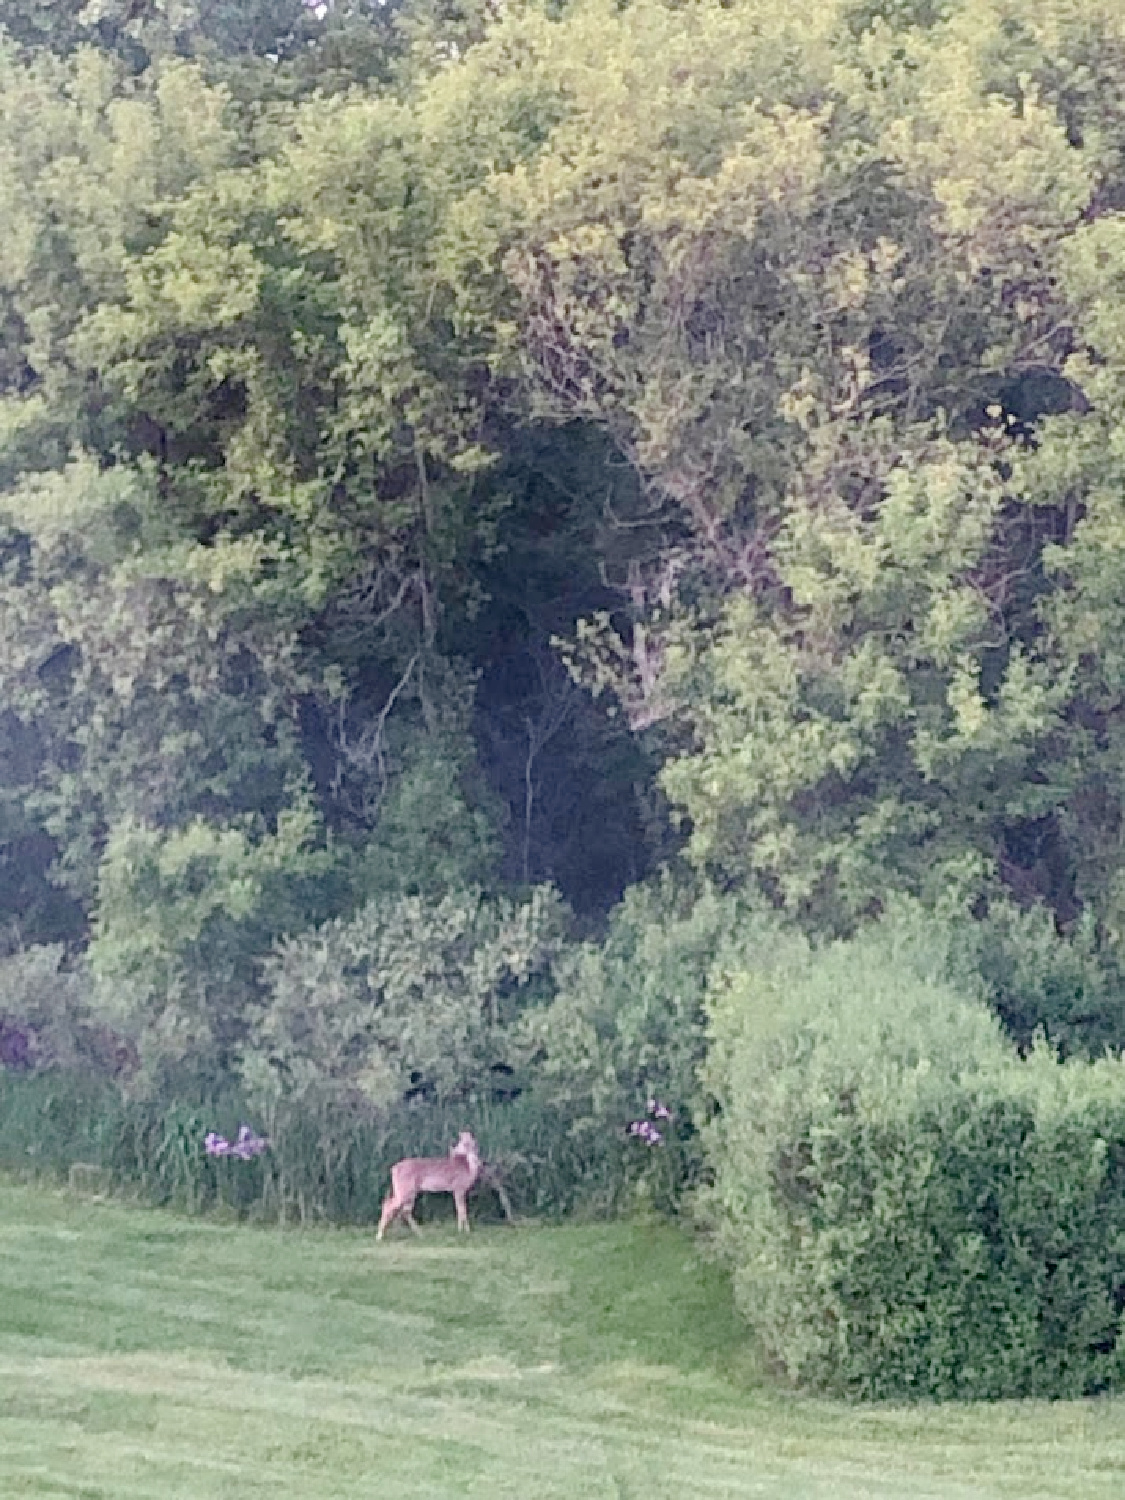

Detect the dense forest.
xmin=6 ymin=0 xmax=1125 ymax=1400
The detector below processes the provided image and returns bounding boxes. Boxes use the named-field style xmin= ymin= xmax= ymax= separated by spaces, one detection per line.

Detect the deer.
xmin=376 ymin=1130 xmax=483 ymax=1240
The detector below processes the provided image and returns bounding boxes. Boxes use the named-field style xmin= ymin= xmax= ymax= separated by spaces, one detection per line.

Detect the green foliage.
xmin=700 ymin=915 xmax=1125 ymax=1399
xmin=657 ymin=436 xmax=1068 ymax=927
xmin=0 ymin=46 xmax=241 ymax=478
xmin=10 ymin=0 xmax=1125 ymax=1283
xmin=522 ymin=877 xmax=760 ymax=1204
xmin=0 ymin=455 xmax=314 ymax=908
xmin=0 ymin=0 xmax=339 ymax=70
xmin=481 ymin=0 xmax=1097 ymax=925
xmin=0 ymin=944 xmax=96 ymax=1071
xmin=3 ymin=0 xmax=1119 ymax=953
xmin=351 ymin=741 xmax=503 ymax=901
xmin=245 ymin=883 xmax=567 ymax=1111
xmin=954 ymin=900 xmax=1125 ymax=1056
xmin=88 ymin=797 xmax=342 ymax=1090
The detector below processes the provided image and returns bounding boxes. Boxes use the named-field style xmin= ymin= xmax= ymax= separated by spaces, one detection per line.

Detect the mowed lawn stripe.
xmin=0 ymin=1355 xmax=1033 ymax=1500
xmin=1 ymin=1182 xmax=1124 ymax=1498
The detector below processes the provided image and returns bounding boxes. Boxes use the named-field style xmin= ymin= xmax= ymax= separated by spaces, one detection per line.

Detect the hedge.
xmin=699 ymin=917 xmax=1125 ymax=1399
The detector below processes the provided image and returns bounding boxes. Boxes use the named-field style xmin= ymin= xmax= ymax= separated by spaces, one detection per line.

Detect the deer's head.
xmin=452 ymin=1130 xmax=480 ymax=1163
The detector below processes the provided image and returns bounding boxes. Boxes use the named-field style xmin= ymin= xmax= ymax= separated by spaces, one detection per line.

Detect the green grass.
xmin=1 ymin=1182 xmax=1124 ymax=1498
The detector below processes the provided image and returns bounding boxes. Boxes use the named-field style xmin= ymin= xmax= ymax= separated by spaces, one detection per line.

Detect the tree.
xmin=88 ymin=797 xmax=340 ymax=1090
xmin=10 ymin=0 xmax=1125 ymax=1060
xmin=466 ymin=0 xmax=1113 ymax=931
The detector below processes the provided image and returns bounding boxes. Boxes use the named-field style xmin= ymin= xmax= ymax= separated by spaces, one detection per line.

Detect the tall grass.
xmin=0 ymin=1072 xmax=636 ymax=1224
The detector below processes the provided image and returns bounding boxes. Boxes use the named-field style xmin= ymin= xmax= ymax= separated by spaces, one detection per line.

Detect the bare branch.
xmin=328 ymin=654 xmax=419 ymax=827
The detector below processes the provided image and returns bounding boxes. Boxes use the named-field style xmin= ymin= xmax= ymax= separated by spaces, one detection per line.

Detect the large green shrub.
xmin=700 ymin=914 xmax=1125 ymax=1399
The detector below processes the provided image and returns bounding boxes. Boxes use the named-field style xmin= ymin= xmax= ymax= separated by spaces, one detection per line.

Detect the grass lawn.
xmin=1 ymin=1182 xmax=1124 ymax=1498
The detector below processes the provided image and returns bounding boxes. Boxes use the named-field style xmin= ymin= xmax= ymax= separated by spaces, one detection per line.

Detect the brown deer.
xmin=376 ymin=1131 xmax=483 ymax=1240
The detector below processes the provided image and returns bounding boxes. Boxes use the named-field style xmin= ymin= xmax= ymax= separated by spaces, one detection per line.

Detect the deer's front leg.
xmin=454 ymin=1190 xmax=470 ymax=1232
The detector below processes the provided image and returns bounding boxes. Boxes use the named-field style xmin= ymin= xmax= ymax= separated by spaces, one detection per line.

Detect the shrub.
xmin=954 ymin=900 xmax=1125 ymax=1056
xmin=520 ymin=878 xmax=761 ymax=1208
xmin=0 ymin=945 xmax=121 ymax=1074
xmin=244 ymin=884 xmax=568 ymax=1112
xmin=699 ymin=913 xmax=1125 ymax=1400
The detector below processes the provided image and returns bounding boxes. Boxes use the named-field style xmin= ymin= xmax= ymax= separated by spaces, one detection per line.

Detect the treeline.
xmin=4 ymin=0 xmax=1125 ymax=1399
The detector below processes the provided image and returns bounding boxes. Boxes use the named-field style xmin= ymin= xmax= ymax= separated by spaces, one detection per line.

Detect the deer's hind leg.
xmin=401 ymin=1193 xmax=422 ymax=1235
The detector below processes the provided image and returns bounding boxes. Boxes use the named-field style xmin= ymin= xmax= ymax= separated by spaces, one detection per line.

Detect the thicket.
xmin=0 ymin=880 xmax=695 ymax=1220
xmin=4 ymin=0 xmax=1125 ymax=1042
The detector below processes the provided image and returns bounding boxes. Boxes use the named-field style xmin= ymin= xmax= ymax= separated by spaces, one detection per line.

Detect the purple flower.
xmin=627 ymin=1118 xmax=664 ymax=1146
xmin=205 ymin=1125 xmax=268 ymax=1160
xmin=648 ymin=1099 xmax=673 ymax=1121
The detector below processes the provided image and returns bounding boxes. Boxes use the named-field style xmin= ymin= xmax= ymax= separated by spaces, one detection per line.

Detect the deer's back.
xmin=393 ymin=1154 xmax=479 ymax=1194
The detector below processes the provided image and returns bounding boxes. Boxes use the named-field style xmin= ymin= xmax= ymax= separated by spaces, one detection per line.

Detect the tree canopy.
xmin=5 ymin=0 xmax=1125 ymax=1071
